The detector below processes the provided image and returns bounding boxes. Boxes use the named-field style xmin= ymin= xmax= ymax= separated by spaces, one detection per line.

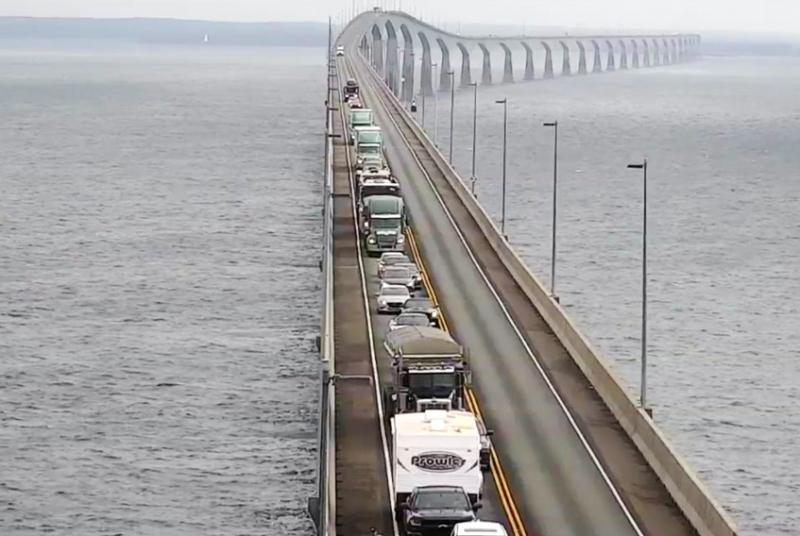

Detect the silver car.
xmin=378 ymin=252 xmax=411 ymax=277
xmin=396 ymin=262 xmax=422 ymax=289
xmin=376 ymin=284 xmax=410 ymax=314
xmin=380 ymin=266 xmax=416 ymax=290
xmin=389 ymin=312 xmax=432 ymax=331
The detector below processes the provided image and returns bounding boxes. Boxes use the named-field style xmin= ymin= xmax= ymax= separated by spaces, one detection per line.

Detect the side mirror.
xmin=400 ymin=501 xmax=410 ymax=510
xmin=472 ymin=501 xmax=483 ymax=511
xmin=486 ymin=429 xmax=495 ymax=437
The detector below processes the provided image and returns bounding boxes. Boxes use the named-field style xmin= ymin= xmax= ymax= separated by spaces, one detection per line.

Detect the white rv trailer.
xmin=391 ymin=410 xmax=484 ymax=504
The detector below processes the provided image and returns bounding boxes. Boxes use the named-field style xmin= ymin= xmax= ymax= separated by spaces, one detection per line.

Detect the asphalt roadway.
xmin=348 ymin=51 xmax=697 ymax=536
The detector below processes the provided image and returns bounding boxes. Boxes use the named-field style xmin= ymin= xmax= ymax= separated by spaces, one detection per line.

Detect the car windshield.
xmin=359 ymin=145 xmax=381 ymax=155
xmin=361 ymin=185 xmax=398 ymax=198
xmin=396 ymin=314 xmax=428 ymax=326
xmin=384 ymin=255 xmax=410 ymax=265
xmin=359 ymin=132 xmax=382 ymax=144
xmin=384 ymin=267 xmax=410 ymax=278
xmin=382 ymin=287 xmax=409 ymax=297
xmin=409 ymin=373 xmax=455 ymax=390
xmin=372 ymin=218 xmax=401 ymax=230
xmin=414 ymin=489 xmax=470 ymax=510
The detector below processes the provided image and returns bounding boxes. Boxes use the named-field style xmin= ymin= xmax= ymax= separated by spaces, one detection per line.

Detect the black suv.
xmin=399 ymin=485 xmax=480 ymax=536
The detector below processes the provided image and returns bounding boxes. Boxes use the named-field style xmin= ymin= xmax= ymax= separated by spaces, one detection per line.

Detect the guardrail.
xmin=355 ymin=52 xmax=738 ymax=536
xmin=309 ymin=54 xmax=337 ymax=536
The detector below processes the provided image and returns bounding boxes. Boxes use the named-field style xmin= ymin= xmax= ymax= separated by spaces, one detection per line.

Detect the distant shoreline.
xmin=0 ymin=17 xmax=329 ymax=47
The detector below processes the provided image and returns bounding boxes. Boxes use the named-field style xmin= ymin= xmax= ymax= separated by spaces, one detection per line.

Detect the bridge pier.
xmin=592 ymin=40 xmax=602 ymax=72
xmin=577 ymin=42 xmax=587 ymax=74
xmin=642 ymin=39 xmax=651 ymax=67
xmin=419 ymin=33 xmax=433 ymax=96
xmin=653 ymin=39 xmax=661 ymax=66
xmin=606 ymin=40 xmax=616 ymax=71
xmin=501 ymin=43 xmax=514 ymax=83
xmin=371 ymin=26 xmax=384 ymax=75
xmin=523 ymin=42 xmax=535 ymax=80
xmin=631 ymin=39 xmax=640 ymax=68
xmin=618 ymin=40 xmax=628 ymax=69
xmin=479 ymin=43 xmax=492 ymax=84
xmin=437 ymin=38 xmax=452 ymax=91
xmin=543 ymin=42 xmax=554 ymax=78
xmin=458 ymin=43 xmax=472 ymax=87
xmin=560 ymin=41 xmax=571 ymax=76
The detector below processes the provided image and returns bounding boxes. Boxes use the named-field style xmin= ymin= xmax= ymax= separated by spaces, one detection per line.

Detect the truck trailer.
xmin=392 ymin=410 xmax=484 ymax=506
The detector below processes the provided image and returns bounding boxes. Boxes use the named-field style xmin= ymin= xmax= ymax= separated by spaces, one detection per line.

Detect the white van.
xmin=451 ymin=520 xmax=508 ymax=536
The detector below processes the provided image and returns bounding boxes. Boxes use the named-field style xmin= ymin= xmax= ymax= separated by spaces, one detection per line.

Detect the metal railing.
xmin=309 ymin=46 xmax=337 ymax=536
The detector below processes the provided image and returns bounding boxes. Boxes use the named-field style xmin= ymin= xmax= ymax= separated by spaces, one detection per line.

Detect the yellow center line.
xmin=404 ymin=227 xmax=527 ymax=536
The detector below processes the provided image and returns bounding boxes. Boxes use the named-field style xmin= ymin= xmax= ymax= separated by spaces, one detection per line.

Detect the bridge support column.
xmin=631 ymin=40 xmax=640 ymax=68
xmin=577 ymin=42 xmax=587 ymax=74
xmin=385 ymin=35 xmax=400 ymax=94
xmin=606 ymin=40 xmax=616 ymax=71
xmin=502 ymin=44 xmax=514 ymax=83
xmin=663 ymin=39 xmax=670 ymax=64
xmin=459 ymin=45 xmax=472 ymax=87
xmin=653 ymin=40 xmax=661 ymax=66
xmin=421 ymin=47 xmax=433 ymax=96
xmin=543 ymin=42 xmax=554 ymax=78
xmin=619 ymin=40 xmax=628 ymax=69
xmin=479 ymin=44 xmax=492 ymax=85
xmin=592 ymin=41 xmax=602 ymax=72
xmin=560 ymin=42 xmax=571 ymax=76
xmin=643 ymin=40 xmax=651 ymax=67
xmin=402 ymin=46 xmax=415 ymax=102
xmin=523 ymin=43 xmax=534 ymax=80
xmin=437 ymin=38 xmax=452 ymax=92
xmin=372 ymin=35 xmax=384 ymax=75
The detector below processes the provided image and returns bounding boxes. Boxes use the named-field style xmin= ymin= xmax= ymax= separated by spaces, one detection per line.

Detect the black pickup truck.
xmin=399 ymin=485 xmax=480 ymax=536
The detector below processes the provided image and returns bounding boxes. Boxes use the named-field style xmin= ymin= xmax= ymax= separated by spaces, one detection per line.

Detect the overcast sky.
xmin=2 ymin=0 xmax=799 ymax=35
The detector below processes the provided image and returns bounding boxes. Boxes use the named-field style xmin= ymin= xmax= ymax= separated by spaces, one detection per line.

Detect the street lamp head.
xmin=469 ymin=82 xmax=478 ymax=87
xmin=628 ymin=163 xmax=645 ymax=169
xmin=543 ymin=121 xmax=557 ymax=127
xmin=495 ymin=98 xmax=507 ymax=104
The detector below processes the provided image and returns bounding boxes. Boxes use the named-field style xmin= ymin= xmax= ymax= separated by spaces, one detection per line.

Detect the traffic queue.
xmin=343 ymin=77 xmax=507 ymax=536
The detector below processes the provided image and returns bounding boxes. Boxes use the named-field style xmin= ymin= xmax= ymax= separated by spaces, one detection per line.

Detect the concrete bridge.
xmin=343 ymin=9 xmax=700 ymax=102
xmin=310 ymin=10 xmax=734 ymax=536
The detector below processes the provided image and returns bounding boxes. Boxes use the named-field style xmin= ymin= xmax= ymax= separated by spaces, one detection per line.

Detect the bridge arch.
xmin=652 ymin=38 xmax=661 ymax=66
xmin=521 ymin=42 xmax=534 ymax=80
xmin=436 ymin=37 xmax=452 ymax=91
xmin=559 ymin=41 xmax=571 ymax=76
xmin=576 ymin=41 xmax=587 ymax=74
xmin=500 ymin=43 xmax=514 ymax=82
xmin=591 ymin=40 xmax=602 ymax=72
xmin=456 ymin=42 xmax=471 ymax=87
xmin=542 ymin=42 xmax=554 ymax=78
xmin=478 ymin=43 xmax=492 ymax=84
xmin=605 ymin=39 xmax=616 ymax=71
xmin=371 ymin=24 xmax=384 ymax=74
xmin=384 ymin=20 xmax=399 ymax=93
xmin=400 ymin=24 xmax=415 ymax=102
xmin=418 ymin=31 xmax=433 ymax=96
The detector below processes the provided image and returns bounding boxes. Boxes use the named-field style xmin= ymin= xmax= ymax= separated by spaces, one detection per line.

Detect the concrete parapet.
xmin=367 ymin=65 xmax=739 ymax=536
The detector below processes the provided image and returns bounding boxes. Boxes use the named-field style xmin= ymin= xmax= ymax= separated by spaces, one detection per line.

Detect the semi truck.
xmin=383 ymin=326 xmax=469 ymax=415
xmin=362 ymin=194 xmax=405 ymax=256
xmin=392 ymin=409 xmax=484 ymax=508
xmin=348 ymin=108 xmax=373 ymax=144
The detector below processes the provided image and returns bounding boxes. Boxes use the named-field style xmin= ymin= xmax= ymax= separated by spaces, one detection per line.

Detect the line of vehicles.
xmin=343 ymin=75 xmax=507 ymax=536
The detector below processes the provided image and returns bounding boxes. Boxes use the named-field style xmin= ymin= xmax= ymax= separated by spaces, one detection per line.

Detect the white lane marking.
xmin=336 ymin=55 xmax=400 ymax=536
xmin=354 ymin=54 xmax=645 ymax=536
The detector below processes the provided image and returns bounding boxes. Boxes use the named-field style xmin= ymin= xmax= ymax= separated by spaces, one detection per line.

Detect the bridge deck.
xmin=350 ymin=52 xmax=697 ymax=536
xmin=331 ymin=93 xmax=393 ymax=535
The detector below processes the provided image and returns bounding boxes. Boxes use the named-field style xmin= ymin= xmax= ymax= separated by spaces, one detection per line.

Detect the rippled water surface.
xmin=1 ymin=45 xmax=323 ymax=535
xmin=3 ymin=44 xmax=798 ymax=535
xmin=426 ymin=55 xmax=800 ymax=535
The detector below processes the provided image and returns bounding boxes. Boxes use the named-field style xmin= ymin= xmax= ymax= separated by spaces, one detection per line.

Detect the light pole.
xmin=543 ymin=120 xmax=559 ymax=300
xmin=432 ymin=62 xmax=439 ymax=147
xmin=448 ymin=70 xmax=455 ymax=164
xmin=470 ymin=82 xmax=478 ymax=196
xmin=627 ymin=159 xmax=649 ymax=412
xmin=495 ymin=98 xmax=508 ymax=237
xmin=420 ymin=58 xmax=426 ymax=128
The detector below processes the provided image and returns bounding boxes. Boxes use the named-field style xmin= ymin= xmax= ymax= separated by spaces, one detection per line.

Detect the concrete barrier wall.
xmin=358 ymin=54 xmax=737 ymax=536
